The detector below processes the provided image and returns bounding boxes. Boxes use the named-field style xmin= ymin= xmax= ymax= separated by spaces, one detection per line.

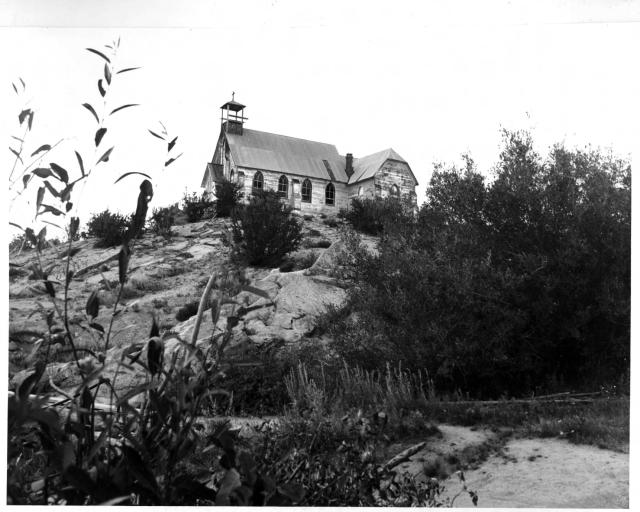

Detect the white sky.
xmin=2 ymin=0 xmax=639 ymax=237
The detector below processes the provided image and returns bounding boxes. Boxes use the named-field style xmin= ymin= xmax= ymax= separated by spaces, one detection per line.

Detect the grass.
xmin=284 ymin=361 xmax=438 ymax=440
xmin=420 ymin=398 xmax=629 ymax=452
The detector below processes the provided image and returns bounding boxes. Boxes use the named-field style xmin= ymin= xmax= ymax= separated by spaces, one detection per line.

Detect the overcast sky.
xmin=2 ymin=0 xmax=639 ymax=237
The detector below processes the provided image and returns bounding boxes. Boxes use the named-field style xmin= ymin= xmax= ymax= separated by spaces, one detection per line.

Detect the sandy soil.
xmin=439 ymin=437 xmax=629 ymax=508
xmin=384 ymin=424 xmax=629 ymax=508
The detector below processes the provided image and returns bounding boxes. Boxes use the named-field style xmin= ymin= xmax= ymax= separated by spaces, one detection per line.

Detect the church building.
xmin=201 ymin=96 xmax=418 ymax=216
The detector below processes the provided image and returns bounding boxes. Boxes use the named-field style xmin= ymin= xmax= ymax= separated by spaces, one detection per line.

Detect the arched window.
xmin=325 ymin=182 xmax=335 ymax=206
xmin=301 ymin=179 xmax=312 ymax=203
xmin=252 ymin=171 xmax=264 ymax=192
xmin=238 ymin=171 xmax=245 ymax=186
xmin=390 ymin=184 xmax=400 ymax=197
xmin=357 ymin=186 xmax=363 ymax=196
xmin=230 ymin=169 xmax=235 ymax=182
xmin=277 ymin=175 xmax=288 ymax=197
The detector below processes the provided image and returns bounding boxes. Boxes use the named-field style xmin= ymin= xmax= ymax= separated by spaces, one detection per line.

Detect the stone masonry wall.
xmin=374 ymin=160 xmax=418 ymax=205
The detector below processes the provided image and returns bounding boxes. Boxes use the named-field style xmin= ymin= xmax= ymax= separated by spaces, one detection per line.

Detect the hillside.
xmin=9 ymin=214 xmax=365 ymax=400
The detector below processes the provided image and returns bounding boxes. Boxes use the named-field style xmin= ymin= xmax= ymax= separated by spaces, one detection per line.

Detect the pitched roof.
xmin=348 ymin=148 xmax=409 ymax=184
xmin=226 ymin=128 xmax=348 ymax=182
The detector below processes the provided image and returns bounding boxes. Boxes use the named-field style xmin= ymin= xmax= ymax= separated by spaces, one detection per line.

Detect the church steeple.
xmin=220 ymin=93 xmax=247 ymax=135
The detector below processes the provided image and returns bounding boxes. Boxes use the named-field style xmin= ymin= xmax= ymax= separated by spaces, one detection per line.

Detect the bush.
xmin=9 ymin=234 xmax=34 ymax=254
xmin=214 ymin=178 xmax=243 ymax=217
xmin=86 ymin=209 xmax=129 ymax=247
xmin=181 ymin=191 xmax=215 ymax=222
xmin=175 ymin=300 xmax=199 ymax=321
xmin=340 ymin=196 xmax=413 ymax=235
xmin=149 ymin=204 xmax=178 ymax=237
xmin=304 ymin=238 xmax=332 ymax=249
xmin=329 ymin=133 xmax=630 ymax=397
xmin=232 ymin=189 xmax=303 ymax=267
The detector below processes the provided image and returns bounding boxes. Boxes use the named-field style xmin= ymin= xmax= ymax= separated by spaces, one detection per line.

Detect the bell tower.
xmin=220 ymin=92 xmax=247 ymax=135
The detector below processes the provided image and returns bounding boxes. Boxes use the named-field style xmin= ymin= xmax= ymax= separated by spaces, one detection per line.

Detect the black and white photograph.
xmin=2 ymin=0 xmax=635 ymax=507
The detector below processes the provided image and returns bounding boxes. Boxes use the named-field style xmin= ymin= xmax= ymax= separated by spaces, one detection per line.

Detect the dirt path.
xmin=438 ymin=437 xmax=628 ymax=508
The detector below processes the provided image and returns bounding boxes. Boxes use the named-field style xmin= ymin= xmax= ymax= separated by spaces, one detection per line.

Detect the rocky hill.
xmin=9 ymin=215 xmax=375 ymax=400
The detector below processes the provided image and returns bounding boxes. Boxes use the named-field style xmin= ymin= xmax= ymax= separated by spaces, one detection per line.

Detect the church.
xmin=201 ymin=96 xmax=418 ymax=216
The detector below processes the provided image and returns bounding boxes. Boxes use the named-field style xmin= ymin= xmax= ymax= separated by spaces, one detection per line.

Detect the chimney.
xmin=345 ymin=153 xmax=354 ymax=178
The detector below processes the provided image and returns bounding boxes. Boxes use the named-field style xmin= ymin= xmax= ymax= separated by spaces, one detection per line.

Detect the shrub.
xmin=149 ymin=204 xmax=178 ymax=237
xmin=279 ymin=251 xmax=318 ymax=272
xmin=341 ymin=196 xmax=413 ymax=235
xmin=181 ymin=191 xmax=215 ymax=222
xmin=232 ymin=189 xmax=303 ymax=267
xmin=86 ymin=209 xmax=129 ymax=247
xmin=175 ymin=300 xmax=199 ymax=321
xmin=303 ymin=214 xmax=314 ymax=221
xmin=304 ymin=238 xmax=332 ymax=249
xmin=9 ymin=233 xmax=34 ymax=254
xmin=214 ymin=178 xmax=243 ymax=217
xmin=330 ymin=133 xmax=630 ymax=397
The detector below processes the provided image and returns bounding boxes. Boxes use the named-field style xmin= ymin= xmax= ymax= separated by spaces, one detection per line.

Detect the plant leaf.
xmin=104 ymin=63 xmax=112 ymax=85
xmin=75 ymin=151 xmax=85 ymax=176
xmin=10 ymin=222 xmax=22 ymax=230
xmin=36 ymin=186 xmax=45 ymax=213
xmin=86 ymin=47 xmax=111 ymax=63
xmin=82 ymin=103 xmax=100 ymax=123
xmin=12 ymin=82 xmax=17 ymax=94
xmin=31 ymin=144 xmax=51 ymax=157
xmin=42 ymin=180 xmax=60 ymax=198
xmin=32 ymin=167 xmax=52 ymax=179
xmin=95 ymin=127 xmax=107 ymax=147
xmin=86 ymin=290 xmax=100 ymax=318
xmin=168 ymin=136 xmax=178 ymax=152
xmin=114 ymin=171 xmax=152 ymax=184
xmin=50 ymin=163 xmax=69 ymax=183
xmin=98 ymin=79 xmax=106 ymax=97
xmin=110 ymin=103 xmax=138 ymax=115
xmin=42 ymin=219 xmax=62 ymax=229
xmin=89 ymin=322 xmax=105 ymax=334
xmin=97 ymin=146 xmax=114 ymax=164
xmin=116 ymin=67 xmax=140 ymax=74
xmin=28 ymin=111 xmax=34 ymax=130
xmin=148 ymin=129 xmax=165 ymax=141
xmin=118 ymin=243 xmax=130 ymax=284
xmin=60 ymin=183 xmax=74 ymax=202
xmin=165 ymin=153 xmax=183 ymax=167
xmin=216 ymin=469 xmax=242 ymax=505
xmin=22 ymin=175 xmax=30 ymax=189
xmin=18 ymin=109 xmax=31 ymax=125
xmin=41 ymin=204 xmax=64 ymax=216
xmin=9 ymin=147 xmax=23 ymax=163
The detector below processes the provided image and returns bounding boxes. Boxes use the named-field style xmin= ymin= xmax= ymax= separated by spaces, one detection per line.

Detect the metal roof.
xmin=348 ymin=148 xmax=408 ymax=184
xmin=226 ymin=128 xmax=348 ymax=182
xmin=220 ymin=100 xmax=246 ymax=111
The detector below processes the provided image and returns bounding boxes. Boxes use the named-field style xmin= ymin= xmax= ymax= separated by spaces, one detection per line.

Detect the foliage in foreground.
xmin=327 ymin=134 xmax=630 ymax=398
xmin=232 ymin=189 xmax=303 ymax=267
xmin=7 ymin=40 xmax=303 ymax=506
